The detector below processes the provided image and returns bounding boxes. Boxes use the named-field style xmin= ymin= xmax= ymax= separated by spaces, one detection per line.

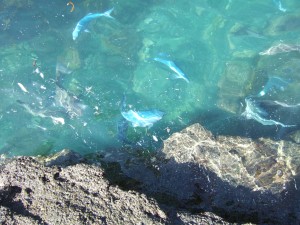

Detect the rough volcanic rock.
xmin=0 ymin=156 xmax=228 ymax=225
xmin=0 ymin=157 xmax=166 ymax=225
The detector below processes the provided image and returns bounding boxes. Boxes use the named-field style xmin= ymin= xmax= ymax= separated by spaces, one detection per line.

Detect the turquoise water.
xmin=1 ymin=0 xmax=300 ymax=157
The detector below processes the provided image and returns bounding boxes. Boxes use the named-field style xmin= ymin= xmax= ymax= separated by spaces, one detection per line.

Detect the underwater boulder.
xmin=255 ymin=45 xmax=300 ymax=103
xmin=289 ymin=130 xmax=300 ymax=144
xmin=58 ymin=47 xmax=81 ymax=71
xmin=217 ymin=59 xmax=254 ymax=114
xmin=159 ymin=123 xmax=300 ymax=223
xmin=265 ymin=14 xmax=300 ymax=36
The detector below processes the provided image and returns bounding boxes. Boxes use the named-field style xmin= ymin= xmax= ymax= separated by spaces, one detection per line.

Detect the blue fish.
xmin=258 ymin=76 xmax=291 ymax=97
xmin=72 ymin=8 xmax=114 ymax=40
xmin=121 ymin=109 xmax=164 ymax=128
xmin=153 ymin=57 xmax=189 ymax=83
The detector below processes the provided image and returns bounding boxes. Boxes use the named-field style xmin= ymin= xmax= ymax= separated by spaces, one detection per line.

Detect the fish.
xmin=54 ymin=84 xmax=86 ymax=119
xmin=242 ymin=97 xmax=296 ymax=127
xmin=249 ymin=99 xmax=300 ymax=128
xmin=121 ymin=109 xmax=164 ymax=128
xmin=273 ymin=0 xmax=287 ymax=12
xmin=273 ymin=101 xmax=300 ymax=108
xmin=72 ymin=8 xmax=114 ymax=40
xmin=17 ymin=100 xmax=46 ymax=118
xmin=258 ymin=76 xmax=291 ymax=96
xmin=17 ymin=100 xmax=65 ymax=126
xmin=231 ymin=26 xmax=265 ymax=39
xmin=259 ymin=43 xmax=300 ymax=56
xmin=17 ymin=80 xmax=86 ymax=122
xmin=153 ymin=57 xmax=189 ymax=83
xmin=17 ymin=83 xmax=29 ymax=93
xmin=118 ymin=94 xmax=164 ymax=150
xmin=50 ymin=116 xmax=65 ymax=125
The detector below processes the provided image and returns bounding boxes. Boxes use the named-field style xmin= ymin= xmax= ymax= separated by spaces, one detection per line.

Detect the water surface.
xmin=1 ymin=0 xmax=300 ymax=156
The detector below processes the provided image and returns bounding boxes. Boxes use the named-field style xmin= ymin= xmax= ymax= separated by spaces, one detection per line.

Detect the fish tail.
xmin=102 ymin=7 xmax=114 ymax=19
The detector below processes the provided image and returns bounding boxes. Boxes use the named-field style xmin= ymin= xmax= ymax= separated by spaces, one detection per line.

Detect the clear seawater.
xmin=1 ymin=0 xmax=300 ymax=157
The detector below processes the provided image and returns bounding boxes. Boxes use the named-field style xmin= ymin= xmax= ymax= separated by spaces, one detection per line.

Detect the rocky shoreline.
xmin=1 ymin=123 xmax=300 ymax=224
xmin=0 ymin=156 xmax=227 ymax=224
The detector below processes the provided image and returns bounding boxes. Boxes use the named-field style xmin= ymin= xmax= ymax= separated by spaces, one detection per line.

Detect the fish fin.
xmin=170 ymin=73 xmax=181 ymax=80
xmin=132 ymin=122 xmax=139 ymax=127
xmin=102 ymin=8 xmax=114 ymax=19
xmin=84 ymin=29 xmax=91 ymax=33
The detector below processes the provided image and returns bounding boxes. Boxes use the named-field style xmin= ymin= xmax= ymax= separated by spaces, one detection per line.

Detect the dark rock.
xmin=0 ymin=157 xmax=166 ymax=224
xmin=0 ymin=156 xmax=228 ymax=225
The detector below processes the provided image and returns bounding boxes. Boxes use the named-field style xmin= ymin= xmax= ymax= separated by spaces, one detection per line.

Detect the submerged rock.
xmin=217 ymin=60 xmax=254 ymax=114
xmin=58 ymin=47 xmax=81 ymax=71
xmin=290 ymin=130 xmax=300 ymax=144
xmin=2 ymin=0 xmax=33 ymax=9
xmin=36 ymin=148 xmax=83 ymax=167
xmin=159 ymin=123 xmax=300 ymax=223
xmin=266 ymin=14 xmax=300 ymax=36
xmin=163 ymin=123 xmax=299 ymax=193
xmin=103 ymin=123 xmax=300 ymax=224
